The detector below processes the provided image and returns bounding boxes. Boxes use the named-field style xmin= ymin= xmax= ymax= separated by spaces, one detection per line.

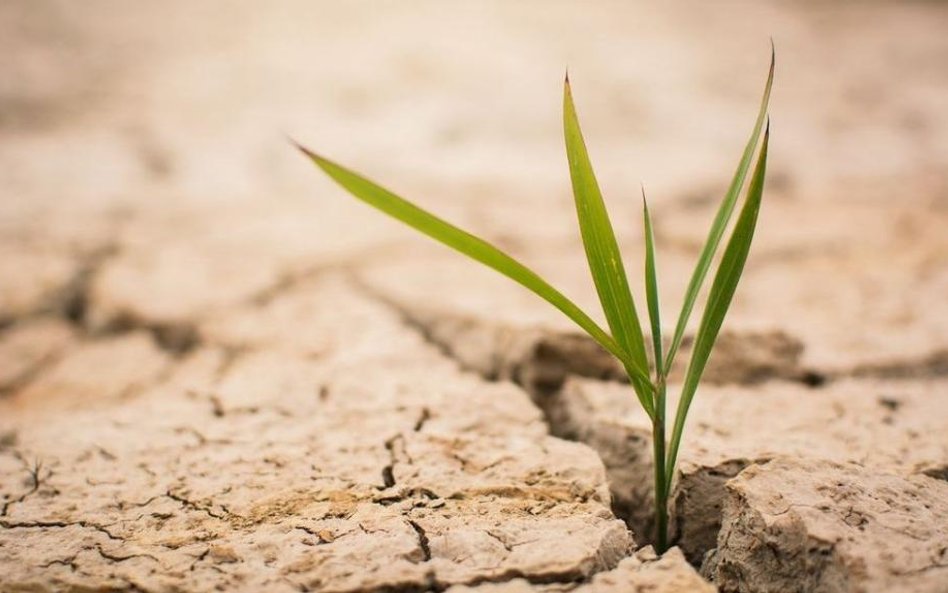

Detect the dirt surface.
xmin=447 ymin=547 xmax=714 ymax=593
xmin=2 ymin=1 xmax=947 ymax=592
xmin=705 ymin=459 xmax=948 ymax=593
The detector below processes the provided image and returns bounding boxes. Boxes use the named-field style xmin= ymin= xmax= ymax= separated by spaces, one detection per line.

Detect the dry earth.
xmin=1 ymin=1 xmax=947 ymax=592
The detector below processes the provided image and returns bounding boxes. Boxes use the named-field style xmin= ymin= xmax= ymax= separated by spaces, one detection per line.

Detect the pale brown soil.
xmin=1 ymin=2 xmax=947 ymax=592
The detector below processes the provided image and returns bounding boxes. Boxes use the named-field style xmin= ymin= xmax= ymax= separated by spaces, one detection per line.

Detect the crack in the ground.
xmin=485 ymin=529 xmax=514 ymax=552
xmin=247 ymin=241 xmax=417 ymax=309
xmin=0 ymin=519 xmax=123 ymax=541
xmin=0 ymin=243 xmax=203 ymax=402
xmin=379 ymin=431 xmax=410 ymax=492
xmin=377 ymin=406 xmax=433 ymax=494
xmin=93 ymin=543 xmax=160 ymax=564
xmin=92 ymin=312 xmax=202 ymax=356
xmin=360 ymin=283 xmax=810 ymax=393
xmin=360 ymin=280 xmax=947 ymax=392
xmin=249 ymin=265 xmax=340 ymax=309
xmin=39 ymin=554 xmax=79 ymax=571
xmin=850 ymin=348 xmax=948 ymax=381
xmin=0 ymin=335 xmax=73 ymax=399
xmin=414 ymin=407 xmax=432 ymax=433
xmin=0 ymin=247 xmax=121 ymax=396
xmin=0 ymin=454 xmax=51 ymax=517
xmin=165 ymin=490 xmax=231 ymax=521
xmin=457 ymin=567 xmax=587 ymax=590
xmin=50 ymin=243 xmax=202 ymax=357
xmin=407 ymin=519 xmax=432 ymax=562
xmin=50 ymin=245 xmax=119 ymax=327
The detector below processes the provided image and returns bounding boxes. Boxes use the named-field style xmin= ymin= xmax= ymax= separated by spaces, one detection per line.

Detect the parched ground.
xmin=1 ymin=2 xmax=947 ymax=592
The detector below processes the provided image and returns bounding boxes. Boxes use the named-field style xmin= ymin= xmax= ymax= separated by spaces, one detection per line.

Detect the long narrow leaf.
xmin=663 ymin=49 xmax=775 ymax=377
xmin=642 ymin=192 xmax=662 ymax=377
xmin=563 ymin=75 xmax=654 ymax=413
xmin=295 ymin=142 xmax=651 ymax=389
xmin=665 ymin=123 xmax=770 ymax=484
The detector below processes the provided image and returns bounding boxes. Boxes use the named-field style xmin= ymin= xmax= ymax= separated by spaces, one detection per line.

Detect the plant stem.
xmin=652 ymin=379 xmax=669 ymax=553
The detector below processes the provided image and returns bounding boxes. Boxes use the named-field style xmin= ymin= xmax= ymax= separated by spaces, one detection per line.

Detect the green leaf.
xmin=295 ymin=142 xmax=647 ymax=387
xmin=563 ymin=75 xmax=654 ymax=414
xmin=665 ymin=122 xmax=770 ymax=485
xmin=663 ymin=48 xmax=775 ymax=377
xmin=642 ymin=191 xmax=662 ymax=378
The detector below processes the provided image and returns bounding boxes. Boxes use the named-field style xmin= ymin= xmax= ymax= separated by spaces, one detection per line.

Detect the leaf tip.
xmin=291 ymin=139 xmax=328 ymax=167
xmin=291 ymin=138 xmax=312 ymax=156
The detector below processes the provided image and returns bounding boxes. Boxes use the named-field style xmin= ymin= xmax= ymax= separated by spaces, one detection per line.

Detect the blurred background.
xmin=2 ymin=0 xmax=947 ymax=374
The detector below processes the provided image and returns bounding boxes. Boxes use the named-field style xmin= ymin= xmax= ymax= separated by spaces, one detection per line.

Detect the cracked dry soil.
xmin=2 ymin=2 xmax=948 ymax=592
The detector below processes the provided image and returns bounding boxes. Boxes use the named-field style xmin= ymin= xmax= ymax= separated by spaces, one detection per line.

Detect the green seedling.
xmin=296 ymin=52 xmax=773 ymax=553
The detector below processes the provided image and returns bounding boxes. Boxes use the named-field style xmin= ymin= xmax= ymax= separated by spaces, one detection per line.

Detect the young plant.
xmin=296 ymin=52 xmax=773 ymax=553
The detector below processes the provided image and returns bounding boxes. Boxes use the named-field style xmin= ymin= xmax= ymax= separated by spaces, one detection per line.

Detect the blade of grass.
xmin=642 ymin=191 xmax=662 ymax=376
xmin=295 ymin=142 xmax=652 ymax=393
xmin=662 ymin=48 xmax=774 ymax=377
xmin=642 ymin=189 xmax=670 ymax=550
xmin=665 ymin=122 xmax=770 ymax=486
xmin=563 ymin=75 xmax=654 ymax=414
